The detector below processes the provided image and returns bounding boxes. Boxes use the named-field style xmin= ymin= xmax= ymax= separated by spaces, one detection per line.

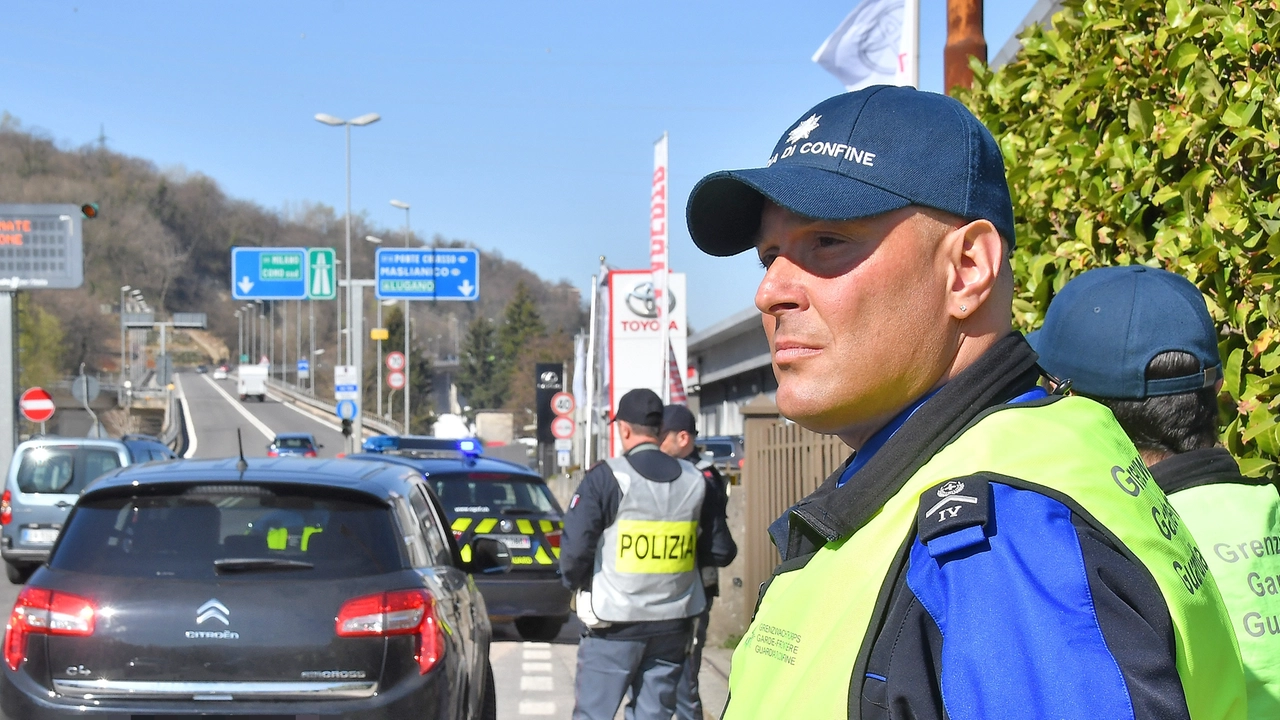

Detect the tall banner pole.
xmin=650 ymin=133 xmax=670 ymax=403
xmin=900 ymin=0 xmax=920 ymax=88
xmin=583 ymin=274 xmax=599 ymax=467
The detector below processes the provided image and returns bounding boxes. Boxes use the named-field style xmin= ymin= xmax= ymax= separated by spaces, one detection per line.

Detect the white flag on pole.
xmin=813 ymin=0 xmax=919 ymax=91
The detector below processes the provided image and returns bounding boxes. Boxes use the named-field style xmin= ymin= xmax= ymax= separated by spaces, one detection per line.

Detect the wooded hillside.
xmin=0 ymin=113 xmax=586 ymax=394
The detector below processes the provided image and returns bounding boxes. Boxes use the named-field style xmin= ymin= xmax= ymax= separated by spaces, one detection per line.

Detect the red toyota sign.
xmin=19 ymin=387 xmax=55 ymax=423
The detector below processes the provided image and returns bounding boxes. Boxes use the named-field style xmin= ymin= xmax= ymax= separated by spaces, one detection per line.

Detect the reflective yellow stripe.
xmin=534 ymin=546 xmax=553 ymax=565
xmin=300 ymin=526 xmax=323 ymax=551
xmin=539 ymin=520 xmax=554 ymax=533
xmin=474 ymin=518 xmax=498 ymax=534
xmin=516 ymin=519 xmax=534 ymax=535
xmin=552 ymin=547 xmax=561 ymax=558
xmin=460 ymin=544 xmax=472 ymax=563
xmin=452 ymin=517 xmax=473 ymax=532
xmin=267 ymin=527 xmax=287 ymax=550
xmin=512 ymin=556 xmax=534 ymax=565
xmin=615 ymin=520 xmax=697 ymax=574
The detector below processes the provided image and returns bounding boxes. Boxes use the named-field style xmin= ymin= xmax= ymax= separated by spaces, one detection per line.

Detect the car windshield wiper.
xmin=498 ymin=508 xmax=540 ymax=515
xmin=214 ymin=558 xmax=314 ymax=574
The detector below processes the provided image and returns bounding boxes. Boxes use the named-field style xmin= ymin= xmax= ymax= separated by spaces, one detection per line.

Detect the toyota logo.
xmin=625 ymin=281 xmax=677 ymax=319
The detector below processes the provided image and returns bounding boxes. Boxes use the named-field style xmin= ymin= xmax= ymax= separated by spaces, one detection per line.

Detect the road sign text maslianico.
xmin=375 ymin=248 xmax=479 ymax=300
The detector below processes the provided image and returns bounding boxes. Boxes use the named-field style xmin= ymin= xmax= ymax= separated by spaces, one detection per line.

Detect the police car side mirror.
xmin=466 ymin=537 xmax=513 ymax=575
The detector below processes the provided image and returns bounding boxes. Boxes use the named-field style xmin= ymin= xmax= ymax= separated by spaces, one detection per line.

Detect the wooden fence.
xmin=740 ymin=394 xmax=851 ymax=602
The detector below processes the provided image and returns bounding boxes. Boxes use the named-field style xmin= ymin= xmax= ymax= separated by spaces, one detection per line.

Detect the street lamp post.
xmin=119 ymin=285 xmax=131 ymax=403
xmin=366 ymin=235 xmax=384 ymax=418
xmin=390 ymin=199 xmax=411 ymax=433
xmin=315 ymin=111 xmax=381 ymax=383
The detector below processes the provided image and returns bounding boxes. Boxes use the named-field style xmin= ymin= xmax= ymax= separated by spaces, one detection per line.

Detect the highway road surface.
xmin=0 ymin=375 xmax=732 ymax=718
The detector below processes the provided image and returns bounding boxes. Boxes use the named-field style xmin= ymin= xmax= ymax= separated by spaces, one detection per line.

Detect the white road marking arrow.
xmin=458 ymin=279 xmax=475 ymax=297
xmin=238 ymin=276 xmax=255 ymax=294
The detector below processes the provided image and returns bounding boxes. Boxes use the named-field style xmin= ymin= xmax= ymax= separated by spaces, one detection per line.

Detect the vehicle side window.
xmin=410 ymin=487 xmax=451 ymax=566
xmin=392 ymin=497 xmax=432 ymax=568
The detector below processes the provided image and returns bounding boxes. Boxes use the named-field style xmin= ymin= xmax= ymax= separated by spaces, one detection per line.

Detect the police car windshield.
xmin=428 ymin=473 xmax=559 ymax=515
xmin=51 ymin=486 xmax=403 ymax=579
xmin=16 ymin=445 xmax=122 ymax=494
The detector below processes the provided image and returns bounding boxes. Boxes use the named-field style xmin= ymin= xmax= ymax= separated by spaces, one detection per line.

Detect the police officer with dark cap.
xmin=1032 ymin=265 xmax=1280 ymax=718
xmin=560 ymin=388 xmax=734 ymax=720
xmin=684 ymin=85 xmax=1246 ymax=719
xmin=658 ymin=404 xmax=737 ymax=720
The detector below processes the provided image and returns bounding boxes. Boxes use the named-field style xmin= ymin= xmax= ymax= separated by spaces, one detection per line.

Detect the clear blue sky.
xmin=1 ymin=0 xmax=1037 ymax=330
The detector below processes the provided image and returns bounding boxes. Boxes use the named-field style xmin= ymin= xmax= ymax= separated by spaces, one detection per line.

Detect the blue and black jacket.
xmin=772 ymin=335 xmax=1192 ymax=720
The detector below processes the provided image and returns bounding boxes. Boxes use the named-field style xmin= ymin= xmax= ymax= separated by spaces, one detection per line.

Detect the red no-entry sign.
xmin=19 ymin=387 xmax=55 ymax=423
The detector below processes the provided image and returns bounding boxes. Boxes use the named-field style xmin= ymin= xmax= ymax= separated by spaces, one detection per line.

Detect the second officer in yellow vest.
xmin=684 ymin=86 xmax=1246 ymax=719
xmin=560 ymin=388 xmax=734 ymax=720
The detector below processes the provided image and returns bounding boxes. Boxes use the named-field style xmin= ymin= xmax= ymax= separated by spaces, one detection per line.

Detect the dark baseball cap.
xmin=685 ymin=85 xmax=1015 ymax=257
xmin=660 ymin=404 xmax=698 ymax=436
xmin=1028 ymin=265 xmax=1222 ymax=399
xmin=612 ymin=388 xmax=664 ymax=427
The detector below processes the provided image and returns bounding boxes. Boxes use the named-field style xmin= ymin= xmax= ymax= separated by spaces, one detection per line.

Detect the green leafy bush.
xmin=961 ymin=0 xmax=1280 ymax=477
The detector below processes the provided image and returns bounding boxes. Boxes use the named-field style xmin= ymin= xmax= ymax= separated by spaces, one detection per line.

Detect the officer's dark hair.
xmin=626 ymin=422 xmax=661 ymax=440
xmin=1085 ymin=351 xmax=1220 ymax=457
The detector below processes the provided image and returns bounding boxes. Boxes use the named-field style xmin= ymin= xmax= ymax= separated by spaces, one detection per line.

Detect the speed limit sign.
xmin=550 ymin=391 xmax=575 ymax=417
xmin=551 ymin=416 xmax=575 ymax=439
xmin=386 ymin=351 xmax=406 ymax=371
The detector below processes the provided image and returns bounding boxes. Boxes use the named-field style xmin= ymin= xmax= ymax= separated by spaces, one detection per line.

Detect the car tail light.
xmin=544 ymin=528 xmax=561 ymax=549
xmin=304 ymin=450 xmax=317 ymax=458
xmin=267 ymin=449 xmax=278 ymax=458
xmin=335 ymin=589 xmax=443 ymax=674
xmin=5 ymin=587 xmax=96 ymax=670
xmin=1 ymin=490 xmax=10 ymax=525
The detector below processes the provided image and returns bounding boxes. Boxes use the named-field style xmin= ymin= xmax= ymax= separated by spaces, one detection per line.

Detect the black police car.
xmin=354 ymin=436 xmax=572 ymax=641
xmin=1 ymin=457 xmax=508 ymax=719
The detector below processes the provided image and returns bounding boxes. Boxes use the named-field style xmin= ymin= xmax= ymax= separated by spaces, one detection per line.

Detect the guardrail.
xmin=264 ymin=379 xmax=402 ymax=436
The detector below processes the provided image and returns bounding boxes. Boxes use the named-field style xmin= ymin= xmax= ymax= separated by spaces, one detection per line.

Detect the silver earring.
xmin=959 ymin=305 xmax=967 ymax=313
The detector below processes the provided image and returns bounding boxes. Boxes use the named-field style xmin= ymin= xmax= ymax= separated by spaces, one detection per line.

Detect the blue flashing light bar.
xmin=457 ymin=439 xmax=481 ymax=457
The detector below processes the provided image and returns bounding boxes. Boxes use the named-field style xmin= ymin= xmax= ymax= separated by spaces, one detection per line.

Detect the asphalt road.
xmin=176 ymin=372 xmax=349 ymax=458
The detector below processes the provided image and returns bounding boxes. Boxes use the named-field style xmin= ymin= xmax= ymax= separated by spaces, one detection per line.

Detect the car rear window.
xmin=703 ymin=442 xmax=738 ymax=459
xmin=16 ymin=446 xmax=122 ymax=494
xmin=50 ymin=485 xmax=404 ymax=579
xmin=429 ymin=473 xmax=559 ymax=515
xmin=276 ymin=437 xmax=313 ymax=449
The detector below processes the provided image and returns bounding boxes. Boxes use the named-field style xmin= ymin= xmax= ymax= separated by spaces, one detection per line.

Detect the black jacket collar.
xmin=1149 ymin=447 xmax=1261 ymax=496
xmin=785 ymin=333 xmax=1043 ymax=555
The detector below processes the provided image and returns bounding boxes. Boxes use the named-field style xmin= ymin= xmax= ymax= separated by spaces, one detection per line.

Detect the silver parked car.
xmin=1 ymin=437 xmax=175 ymax=583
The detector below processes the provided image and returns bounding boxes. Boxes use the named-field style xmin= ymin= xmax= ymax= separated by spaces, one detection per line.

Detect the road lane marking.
xmin=199 ymin=374 xmax=275 ymax=441
xmin=522 ymin=662 xmax=552 ymax=673
xmin=518 ymin=700 xmax=556 ymax=715
xmin=173 ymin=375 xmax=198 ymax=458
xmin=522 ymin=649 xmax=552 ymax=660
xmin=266 ymin=389 xmax=344 ymax=432
xmin=520 ymin=676 xmax=553 ymax=691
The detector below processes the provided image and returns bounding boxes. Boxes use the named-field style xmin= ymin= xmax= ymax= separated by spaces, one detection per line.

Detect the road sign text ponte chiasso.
xmin=375 ymin=248 xmax=479 ymax=301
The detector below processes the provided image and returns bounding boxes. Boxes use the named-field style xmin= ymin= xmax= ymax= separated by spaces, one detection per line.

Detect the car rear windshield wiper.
xmin=498 ymin=508 xmax=540 ymax=515
xmin=214 ymin=558 xmax=315 ymax=574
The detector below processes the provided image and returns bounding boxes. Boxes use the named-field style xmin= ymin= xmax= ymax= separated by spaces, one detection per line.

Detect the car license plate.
xmin=483 ymin=534 xmax=531 ymax=550
xmin=21 ymin=528 xmax=59 ymax=545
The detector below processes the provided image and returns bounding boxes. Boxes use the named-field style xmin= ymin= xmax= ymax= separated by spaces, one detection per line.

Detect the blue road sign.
xmin=232 ymin=247 xmax=308 ymax=300
xmin=296 ymin=359 xmax=310 ymax=373
xmin=375 ymin=248 xmax=479 ymax=301
xmin=336 ymin=399 xmax=357 ymax=421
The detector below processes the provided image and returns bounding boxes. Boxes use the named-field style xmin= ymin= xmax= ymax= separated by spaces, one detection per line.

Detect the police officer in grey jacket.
xmin=561 ymin=389 xmax=732 ymax=720
xmin=658 ymin=404 xmax=737 ymax=720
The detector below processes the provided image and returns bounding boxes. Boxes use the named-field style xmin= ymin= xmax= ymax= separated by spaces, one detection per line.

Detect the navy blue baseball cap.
xmin=686 ymin=85 xmax=1016 ymax=257
xmin=1028 ymin=265 xmax=1222 ymax=399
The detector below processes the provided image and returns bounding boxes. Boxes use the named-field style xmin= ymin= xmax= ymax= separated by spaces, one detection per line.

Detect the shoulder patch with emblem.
xmin=917 ymin=477 xmax=991 ymax=559
xmin=569 ymin=493 xmax=580 ymax=510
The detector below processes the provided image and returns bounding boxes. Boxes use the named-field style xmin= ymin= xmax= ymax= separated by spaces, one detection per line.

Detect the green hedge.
xmin=961 ymin=0 xmax=1280 ymax=477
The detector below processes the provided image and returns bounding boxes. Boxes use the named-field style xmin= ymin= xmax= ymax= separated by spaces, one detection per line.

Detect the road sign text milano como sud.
xmin=231 ymin=247 xmax=336 ymax=300
xmin=375 ymin=248 xmax=479 ymax=301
